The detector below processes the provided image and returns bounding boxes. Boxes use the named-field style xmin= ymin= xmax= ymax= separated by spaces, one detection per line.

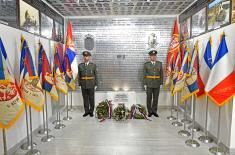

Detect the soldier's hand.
xmin=144 ymin=85 xmax=147 ymax=90
xmin=95 ymin=86 xmax=97 ymax=90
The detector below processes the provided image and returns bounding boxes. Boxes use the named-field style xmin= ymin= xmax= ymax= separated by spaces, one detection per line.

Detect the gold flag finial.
xmin=220 ymin=32 xmax=225 ymax=41
xmin=209 ymin=36 xmax=212 ymax=46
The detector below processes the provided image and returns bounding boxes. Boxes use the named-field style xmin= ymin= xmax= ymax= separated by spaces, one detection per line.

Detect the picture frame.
xmin=53 ymin=21 xmax=63 ymax=43
xmin=192 ymin=7 xmax=206 ymax=37
xmin=40 ymin=13 xmax=53 ymax=39
xmin=19 ymin=0 xmax=40 ymax=34
xmin=180 ymin=18 xmax=191 ymax=41
xmin=208 ymin=0 xmax=230 ymax=30
xmin=0 ymin=0 xmax=18 ymax=28
xmin=232 ymin=0 xmax=235 ymax=23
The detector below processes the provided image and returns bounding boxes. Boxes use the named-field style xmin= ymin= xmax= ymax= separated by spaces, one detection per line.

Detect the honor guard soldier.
xmin=78 ymin=51 xmax=98 ymax=117
xmin=143 ymin=49 xmax=163 ymax=117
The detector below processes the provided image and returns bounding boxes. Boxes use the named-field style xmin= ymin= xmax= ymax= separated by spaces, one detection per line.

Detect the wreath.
xmin=95 ymin=100 xmax=112 ymax=122
xmin=128 ymin=104 xmax=150 ymax=120
xmin=113 ymin=103 xmax=128 ymax=121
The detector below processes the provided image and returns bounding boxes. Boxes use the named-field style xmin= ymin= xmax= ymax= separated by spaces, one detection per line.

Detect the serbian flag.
xmin=165 ymin=20 xmax=180 ymax=87
xmin=20 ymin=36 xmax=44 ymax=112
xmin=63 ymin=53 xmax=76 ymax=90
xmin=38 ymin=43 xmax=58 ymax=101
xmin=0 ymin=38 xmax=24 ymax=129
xmin=205 ymin=34 xmax=235 ymax=106
xmin=53 ymin=45 xmax=68 ymax=94
xmin=196 ymin=39 xmax=213 ymax=97
xmin=172 ymin=46 xmax=189 ymax=94
xmin=181 ymin=41 xmax=199 ymax=102
xmin=65 ymin=19 xmax=78 ymax=80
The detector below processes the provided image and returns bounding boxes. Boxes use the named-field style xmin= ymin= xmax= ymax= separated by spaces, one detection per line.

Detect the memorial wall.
xmin=69 ymin=17 xmax=175 ymax=91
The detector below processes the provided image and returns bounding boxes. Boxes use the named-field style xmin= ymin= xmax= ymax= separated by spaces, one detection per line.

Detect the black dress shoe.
xmin=89 ymin=113 xmax=94 ymax=117
xmin=83 ymin=113 xmax=89 ymax=117
xmin=148 ymin=113 xmax=153 ymax=117
xmin=153 ymin=113 xmax=159 ymax=117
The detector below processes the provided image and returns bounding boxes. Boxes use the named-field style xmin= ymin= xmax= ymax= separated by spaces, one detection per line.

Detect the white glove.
xmin=144 ymin=85 xmax=147 ymax=91
xmin=79 ymin=86 xmax=81 ymax=90
xmin=95 ymin=86 xmax=97 ymax=90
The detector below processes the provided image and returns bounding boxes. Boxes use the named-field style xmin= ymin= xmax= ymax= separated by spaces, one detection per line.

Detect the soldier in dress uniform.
xmin=143 ymin=49 xmax=163 ymax=117
xmin=78 ymin=51 xmax=98 ymax=117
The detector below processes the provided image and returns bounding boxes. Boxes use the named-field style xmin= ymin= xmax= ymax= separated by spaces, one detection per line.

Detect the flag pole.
xmin=52 ymin=112 xmax=59 ymax=125
xmin=185 ymin=95 xmax=200 ymax=148
xmin=68 ymin=91 xmax=75 ymax=112
xmin=41 ymin=91 xmax=55 ymax=142
xmin=198 ymin=95 xmax=213 ymax=143
xmin=178 ymin=100 xmax=191 ymax=137
xmin=38 ymin=106 xmax=50 ymax=135
xmin=167 ymin=94 xmax=176 ymax=120
xmin=209 ymin=106 xmax=226 ymax=155
xmin=25 ymin=106 xmax=40 ymax=155
xmin=188 ymin=96 xmax=200 ymax=132
xmin=63 ymin=93 xmax=72 ymax=121
xmin=2 ymin=129 xmax=7 ymax=155
xmin=20 ymin=105 xmax=36 ymax=150
xmin=54 ymin=93 xmax=66 ymax=129
xmin=181 ymin=99 xmax=192 ymax=124
xmin=172 ymin=96 xmax=178 ymax=112
xmin=55 ymin=112 xmax=66 ymax=130
xmin=172 ymin=92 xmax=183 ymax=127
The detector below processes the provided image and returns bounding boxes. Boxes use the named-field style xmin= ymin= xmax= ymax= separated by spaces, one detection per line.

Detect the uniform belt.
xmin=81 ymin=76 xmax=94 ymax=80
xmin=145 ymin=76 xmax=160 ymax=79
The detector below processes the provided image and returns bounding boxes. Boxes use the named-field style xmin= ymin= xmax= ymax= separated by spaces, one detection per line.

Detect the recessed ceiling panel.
xmin=46 ymin=0 xmax=194 ymax=16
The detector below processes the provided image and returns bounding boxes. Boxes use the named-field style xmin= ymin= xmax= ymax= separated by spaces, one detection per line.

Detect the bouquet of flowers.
xmin=95 ymin=100 xmax=113 ymax=122
xmin=113 ymin=103 xmax=128 ymax=121
xmin=128 ymin=104 xmax=150 ymax=120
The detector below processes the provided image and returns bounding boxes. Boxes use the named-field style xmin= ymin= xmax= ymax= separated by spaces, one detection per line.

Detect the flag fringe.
xmin=206 ymin=92 xmax=235 ymax=107
xmin=29 ymin=76 xmax=38 ymax=80
xmin=67 ymin=82 xmax=76 ymax=90
xmin=45 ymin=90 xmax=59 ymax=101
xmin=181 ymin=89 xmax=199 ymax=103
xmin=56 ymin=86 xmax=68 ymax=95
xmin=0 ymin=103 xmax=25 ymax=129
xmin=23 ymin=98 xmax=44 ymax=112
xmin=0 ymin=79 xmax=10 ymax=84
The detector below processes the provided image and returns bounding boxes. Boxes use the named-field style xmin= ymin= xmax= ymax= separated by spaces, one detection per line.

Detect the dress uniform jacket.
xmin=78 ymin=62 xmax=98 ymax=89
xmin=143 ymin=61 xmax=163 ymax=88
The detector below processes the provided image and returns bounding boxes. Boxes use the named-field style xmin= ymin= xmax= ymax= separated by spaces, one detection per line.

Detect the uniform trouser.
xmin=81 ymin=88 xmax=95 ymax=114
xmin=146 ymin=87 xmax=160 ymax=114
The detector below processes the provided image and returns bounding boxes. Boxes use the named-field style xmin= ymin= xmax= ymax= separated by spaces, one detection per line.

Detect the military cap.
xmin=148 ymin=48 xmax=158 ymax=55
xmin=83 ymin=51 xmax=91 ymax=56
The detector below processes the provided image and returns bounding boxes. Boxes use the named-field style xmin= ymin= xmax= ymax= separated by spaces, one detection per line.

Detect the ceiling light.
xmin=113 ymin=87 xmax=119 ymax=91
xmin=123 ymin=87 xmax=129 ymax=91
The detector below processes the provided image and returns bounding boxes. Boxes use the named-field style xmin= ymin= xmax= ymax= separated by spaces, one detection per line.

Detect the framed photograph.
xmin=232 ymin=0 xmax=235 ymax=23
xmin=41 ymin=13 xmax=53 ymax=38
xmin=53 ymin=21 xmax=63 ymax=43
xmin=192 ymin=7 xmax=206 ymax=37
xmin=208 ymin=0 xmax=230 ymax=30
xmin=0 ymin=0 xmax=17 ymax=28
xmin=180 ymin=18 xmax=191 ymax=41
xmin=20 ymin=0 xmax=39 ymax=34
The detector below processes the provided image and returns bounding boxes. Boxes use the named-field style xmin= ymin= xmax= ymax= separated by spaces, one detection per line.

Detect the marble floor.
xmin=13 ymin=107 xmax=220 ymax=155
